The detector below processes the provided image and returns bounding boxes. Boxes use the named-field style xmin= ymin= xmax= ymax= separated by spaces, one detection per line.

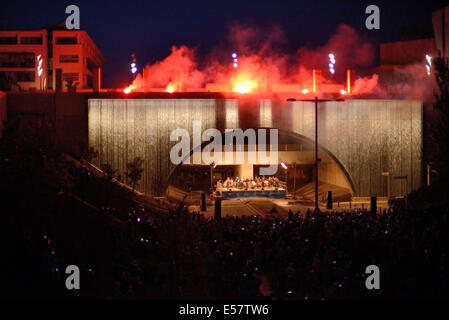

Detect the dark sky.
xmin=1 ymin=0 xmax=448 ymax=88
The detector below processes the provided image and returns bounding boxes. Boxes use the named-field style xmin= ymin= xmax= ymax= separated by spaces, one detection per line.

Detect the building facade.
xmin=0 ymin=25 xmax=105 ymax=91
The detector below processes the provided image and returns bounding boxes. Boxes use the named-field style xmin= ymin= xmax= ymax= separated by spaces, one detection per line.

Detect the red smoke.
xmin=126 ymin=23 xmax=435 ymax=99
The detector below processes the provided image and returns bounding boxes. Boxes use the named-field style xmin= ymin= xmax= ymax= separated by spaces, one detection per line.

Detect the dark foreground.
xmin=1 ymin=126 xmax=448 ymax=300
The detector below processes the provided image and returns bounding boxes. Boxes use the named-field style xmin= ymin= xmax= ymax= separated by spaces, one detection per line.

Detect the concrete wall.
xmin=6 ymin=92 xmax=88 ymax=154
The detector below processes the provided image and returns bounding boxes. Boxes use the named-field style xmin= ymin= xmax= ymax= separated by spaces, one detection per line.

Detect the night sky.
xmin=1 ymin=0 xmax=448 ymax=88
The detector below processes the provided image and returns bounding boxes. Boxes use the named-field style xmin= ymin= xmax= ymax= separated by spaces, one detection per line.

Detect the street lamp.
xmin=292 ymin=162 xmax=297 ymax=200
xmin=210 ymin=161 xmax=217 ymax=192
xmin=287 ymin=96 xmax=344 ymax=210
xmin=281 ymin=162 xmax=288 ymax=193
xmin=381 ymin=172 xmax=391 ymax=200
xmin=329 ymin=53 xmax=336 ymax=75
xmin=131 ymin=53 xmax=137 ymax=79
xmin=232 ymin=52 xmax=238 ymax=69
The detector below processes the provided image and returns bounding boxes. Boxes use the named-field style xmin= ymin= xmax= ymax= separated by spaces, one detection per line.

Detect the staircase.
xmin=294 ymin=182 xmax=352 ymax=203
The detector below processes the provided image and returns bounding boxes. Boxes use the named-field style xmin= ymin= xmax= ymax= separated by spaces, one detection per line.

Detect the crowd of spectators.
xmin=125 ymin=205 xmax=449 ymax=299
xmin=2 ymin=126 xmax=449 ymax=299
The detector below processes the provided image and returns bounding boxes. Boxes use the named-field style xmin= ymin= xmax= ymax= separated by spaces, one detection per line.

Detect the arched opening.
xmin=165 ymin=129 xmax=355 ymax=204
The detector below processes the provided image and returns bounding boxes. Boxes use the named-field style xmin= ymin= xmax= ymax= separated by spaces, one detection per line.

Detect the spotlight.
xmin=425 ymin=54 xmax=432 ymax=76
xmin=329 ymin=53 xmax=336 ymax=74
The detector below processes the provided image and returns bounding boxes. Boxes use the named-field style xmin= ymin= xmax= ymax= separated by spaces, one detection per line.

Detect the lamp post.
xmin=381 ymin=172 xmax=391 ymax=200
xmin=426 ymin=162 xmax=437 ymax=186
xmin=281 ymin=161 xmax=288 ymax=193
xmin=287 ymin=96 xmax=344 ymax=210
xmin=293 ymin=162 xmax=297 ymax=200
xmin=210 ymin=161 xmax=217 ymax=193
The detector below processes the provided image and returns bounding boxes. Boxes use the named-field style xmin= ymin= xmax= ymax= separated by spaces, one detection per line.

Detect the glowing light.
xmin=340 ymin=89 xmax=346 ymax=95
xmin=232 ymin=53 xmax=238 ymax=69
xmin=165 ymin=83 xmax=175 ymax=93
xmin=347 ymin=69 xmax=351 ymax=94
xmin=235 ymin=83 xmax=250 ymax=93
xmin=130 ymin=54 xmax=137 ymax=75
xmin=233 ymin=79 xmax=257 ymax=94
xmin=302 ymin=89 xmax=309 ymax=94
xmin=281 ymin=162 xmax=288 ymax=170
xmin=329 ymin=53 xmax=336 ymax=74
xmin=425 ymin=54 xmax=432 ymax=76
xmin=36 ymin=54 xmax=43 ymax=78
xmin=124 ymin=84 xmax=136 ymax=94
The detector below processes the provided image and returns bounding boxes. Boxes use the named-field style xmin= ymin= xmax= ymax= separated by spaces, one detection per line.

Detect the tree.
xmin=431 ymin=57 xmax=449 ymax=179
xmin=80 ymin=146 xmax=99 ymax=163
xmin=101 ymin=163 xmax=116 ymax=181
xmin=100 ymin=163 xmax=117 ymax=206
xmin=126 ymin=157 xmax=144 ymax=192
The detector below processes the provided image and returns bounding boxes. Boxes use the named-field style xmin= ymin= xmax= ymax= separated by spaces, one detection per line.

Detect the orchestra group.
xmin=216 ymin=176 xmax=284 ymax=191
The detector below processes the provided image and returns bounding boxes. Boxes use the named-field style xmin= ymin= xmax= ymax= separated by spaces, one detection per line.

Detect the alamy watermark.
xmin=170 ymin=121 xmax=279 ymax=176
xmin=365 ymin=5 xmax=380 ymax=30
xmin=365 ymin=265 xmax=380 ymax=290
xmin=65 ymin=5 xmax=80 ymax=30
xmin=65 ymin=265 xmax=80 ymax=290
